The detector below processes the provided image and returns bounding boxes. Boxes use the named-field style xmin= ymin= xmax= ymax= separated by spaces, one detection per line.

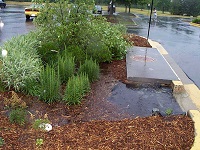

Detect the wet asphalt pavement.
xmin=0 ymin=5 xmax=35 ymax=44
xmin=108 ymin=82 xmax=183 ymax=117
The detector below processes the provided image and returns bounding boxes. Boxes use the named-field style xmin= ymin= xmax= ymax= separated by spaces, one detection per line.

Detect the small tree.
xmin=34 ymin=0 xmax=128 ymax=63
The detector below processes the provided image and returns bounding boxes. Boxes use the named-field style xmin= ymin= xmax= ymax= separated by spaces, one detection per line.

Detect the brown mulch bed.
xmin=0 ymin=34 xmax=195 ymax=149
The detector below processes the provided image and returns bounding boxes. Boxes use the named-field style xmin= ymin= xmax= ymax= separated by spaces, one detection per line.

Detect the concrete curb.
xmin=190 ymin=22 xmax=200 ymax=28
xmin=188 ymin=110 xmax=200 ymax=150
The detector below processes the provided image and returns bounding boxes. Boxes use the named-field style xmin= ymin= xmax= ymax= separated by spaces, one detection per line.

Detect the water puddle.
xmin=108 ymin=82 xmax=183 ymax=117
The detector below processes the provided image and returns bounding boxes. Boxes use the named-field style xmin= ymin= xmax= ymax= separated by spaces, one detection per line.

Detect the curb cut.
xmin=188 ymin=110 xmax=200 ymax=150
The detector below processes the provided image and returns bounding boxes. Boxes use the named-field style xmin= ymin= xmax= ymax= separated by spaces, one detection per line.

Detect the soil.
xmin=0 ymin=34 xmax=195 ymax=149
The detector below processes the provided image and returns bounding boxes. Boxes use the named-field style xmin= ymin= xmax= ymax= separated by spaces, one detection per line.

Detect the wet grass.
xmin=117 ymin=12 xmax=137 ymax=26
xmin=6 ymin=1 xmax=31 ymax=6
xmin=103 ymin=13 xmax=137 ymax=26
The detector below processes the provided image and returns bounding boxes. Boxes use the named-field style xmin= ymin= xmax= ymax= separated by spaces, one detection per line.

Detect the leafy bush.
xmin=34 ymin=0 xmax=129 ymax=63
xmin=63 ymin=73 xmax=90 ymax=105
xmin=0 ymin=32 xmax=42 ymax=92
xmin=63 ymin=46 xmax=86 ymax=64
xmin=37 ymin=42 xmax=59 ymax=65
xmin=192 ymin=18 xmax=200 ymax=24
xmin=78 ymin=58 xmax=100 ymax=82
xmin=9 ymin=108 xmax=27 ymax=126
xmin=57 ymin=55 xmax=75 ymax=83
xmin=23 ymin=78 xmax=40 ymax=96
xmin=38 ymin=65 xmax=60 ymax=103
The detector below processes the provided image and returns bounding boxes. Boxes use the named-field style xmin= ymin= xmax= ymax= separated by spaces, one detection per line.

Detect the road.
xmin=0 ymin=5 xmax=35 ymax=45
xmin=129 ymin=14 xmax=200 ymax=88
xmin=1 ymin=6 xmax=200 ymax=89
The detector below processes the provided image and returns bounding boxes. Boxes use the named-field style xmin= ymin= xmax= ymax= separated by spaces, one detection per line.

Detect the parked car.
xmin=108 ymin=4 xmax=115 ymax=13
xmin=0 ymin=0 xmax=6 ymax=8
xmin=93 ymin=5 xmax=102 ymax=14
xmin=24 ymin=4 xmax=44 ymax=20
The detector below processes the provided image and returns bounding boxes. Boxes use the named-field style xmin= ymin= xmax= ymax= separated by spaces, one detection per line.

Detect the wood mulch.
xmin=0 ymin=34 xmax=195 ymax=149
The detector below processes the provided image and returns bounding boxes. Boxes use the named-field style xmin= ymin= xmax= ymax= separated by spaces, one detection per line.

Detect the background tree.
xmin=170 ymin=0 xmax=200 ymax=17
xmin=137 ymin=0 xmax=147 ymax=10
xmin=153 ymin=0 xmax=171 ymax=13
xmin=181 ymin=0 xmax=200 ymax=17
xmin=169 ymin=0 xmax=182 ymax=15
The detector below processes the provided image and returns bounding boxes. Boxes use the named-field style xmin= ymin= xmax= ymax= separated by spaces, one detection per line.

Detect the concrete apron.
xmin=126 ymin=39 xmax=200 ymax=149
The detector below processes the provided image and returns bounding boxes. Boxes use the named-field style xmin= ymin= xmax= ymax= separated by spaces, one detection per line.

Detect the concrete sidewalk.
xmin=127 ymin=46 xmax=179 ymax=85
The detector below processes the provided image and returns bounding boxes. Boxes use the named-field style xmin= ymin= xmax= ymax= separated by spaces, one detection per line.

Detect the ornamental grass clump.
xmin=78 ymin=58 xmax=100 ymax=82
xmin=39 ymin=65 xmax=60 ymax=103
xmin=9 ymin=108 xmax=27 ymax=126
xmin=63 ymin=73 xmax=90 ymax=105
xmin=0 ymin=33 xmax=42 ymax=92
xmin=57 ymin=55 xmax=75 ymax=83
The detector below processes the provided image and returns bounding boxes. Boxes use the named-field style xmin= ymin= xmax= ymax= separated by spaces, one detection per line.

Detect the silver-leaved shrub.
xmin=0 ymin=32 xmax=42 ymax=92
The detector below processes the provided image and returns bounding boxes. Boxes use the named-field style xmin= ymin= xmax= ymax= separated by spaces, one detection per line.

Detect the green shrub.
xmin=78 ymin=58 xmax=100 ymax=82
xmin=37 ymin=42 xmax=59 ymax=65
xmin=192 ymin=18 xmax=200 ymax=24
xmin=63 ymin=45 xmax=86 ymax=64
xmin=63 ymin=74 xmax=90 ymax=105
xmin=23 ymin=78 xmax=40 ymax=96
xmin=38 ymin=65 xmax=60 ymax=103
xmin=0 ymin=33 xmax=42 ymax=92
xmin=57 ymin=55 xmax=75 ymax=83
xmin=85 ymin=38 xmax=112 ymax=63
xmin=34 ymin=0 xmax=129 ymax=63
xmin=9 ymin=108 xmax=27 ymax=126
xmin=102 ymin=24 xmax=128 ymax=60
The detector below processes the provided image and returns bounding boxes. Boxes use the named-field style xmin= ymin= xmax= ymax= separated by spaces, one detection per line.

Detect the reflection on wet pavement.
xmin=108 ymin=82 xmax=183 ymax=117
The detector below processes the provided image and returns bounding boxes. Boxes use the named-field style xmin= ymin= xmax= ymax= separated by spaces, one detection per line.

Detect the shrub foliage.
xmin=38 ymin=65 xmax=60 ymax=103
xmin=78 ymin=58 xmax=100 ymax=82
xmin=63 ymin=73 xmax=90 ymax=105
xmin=0 ymin=33 xmax=42 ymax=92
